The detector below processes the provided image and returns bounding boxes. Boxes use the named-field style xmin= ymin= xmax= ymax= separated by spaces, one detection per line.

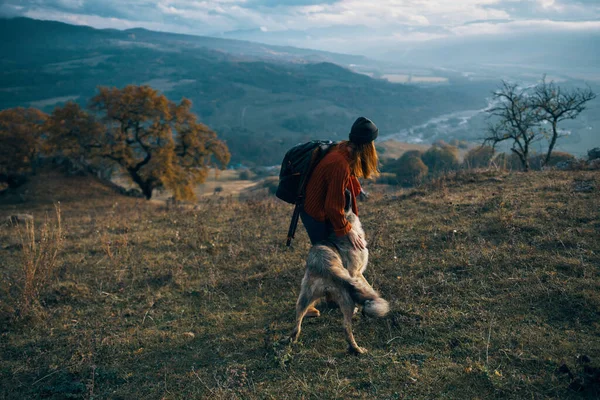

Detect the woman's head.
xmin=344 ymin=116 xmax=380 ymax=179
xmin=349 ymin=117 xmax=378 ymax=145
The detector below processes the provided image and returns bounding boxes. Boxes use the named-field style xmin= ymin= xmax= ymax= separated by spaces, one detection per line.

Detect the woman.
xmin=301 ymin=116 xmax=380 ymax=252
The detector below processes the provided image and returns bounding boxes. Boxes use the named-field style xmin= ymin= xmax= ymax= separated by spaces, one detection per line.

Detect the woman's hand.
xmin=346 ymin=230 xmax=366 ymax=250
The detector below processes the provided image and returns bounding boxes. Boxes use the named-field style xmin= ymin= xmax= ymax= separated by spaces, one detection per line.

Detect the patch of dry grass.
xmin=0 ymin=169 xmax=599 ymax=399
xmin=17 ymin=203 xmax=63 ymax=315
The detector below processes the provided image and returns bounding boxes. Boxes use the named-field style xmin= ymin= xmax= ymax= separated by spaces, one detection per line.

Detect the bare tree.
xmin=531 ymin=76 xmax=596 ymax=166
xmin=484 ymin=81 xmax=542 ymax=172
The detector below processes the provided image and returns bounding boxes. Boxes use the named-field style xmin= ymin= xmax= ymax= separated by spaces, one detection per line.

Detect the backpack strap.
xmin=286 ymin=203 xmax=302 ymax=247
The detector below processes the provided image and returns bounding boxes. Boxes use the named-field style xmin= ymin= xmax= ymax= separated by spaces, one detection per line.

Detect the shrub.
xmin=492 ymin=152 xmax=522 ymax=170
xmin=262 ymin=176 xmax=279 ymax=195
xmin=381 ymin=150 xmax=421 ymax=174
xmin=394 ymin=153 xmax=429 ymax=186
xmin=251 ymin=166 xmax=279 ymax=178
xmin=375 ymin=172 xmax=398 ymax=185
xmin=463 ymin=146 xmax=495 ymax=168
xmin=238 ymin=169 xmax=256 ymax=180
xmin=422 ymin=145 xmax=459 ymax=173
xmin=529 ymin=151 xmax=575 ymax=170
xmin=494 ymin=151 xmax=575 ymax=171
xmin=432 ymin=139 xmax=449 ymax=148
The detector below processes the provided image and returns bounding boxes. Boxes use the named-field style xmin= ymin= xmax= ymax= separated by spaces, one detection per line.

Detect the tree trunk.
xmin=512 ymin=148 xmax=529 ymax=172
xmin=544 ymin=120 xmax=558 ymax=167
xmin=0 ymin=173 xmax=28 ymax=189
xmin=522 ymin=148 xmax=530 ymax=172
xmin=522 ymin=140 xmax=530 ymax=172
xmin=128 ymin=169 xmax=153 ymax=199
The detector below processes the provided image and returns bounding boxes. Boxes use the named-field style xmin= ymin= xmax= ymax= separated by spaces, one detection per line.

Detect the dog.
xmin=290 ymin=210 xmax=389 ymax=354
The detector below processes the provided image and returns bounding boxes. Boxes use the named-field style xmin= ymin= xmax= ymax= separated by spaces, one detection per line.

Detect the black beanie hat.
xmin=349 ymin=117 xmax=378 ymax=145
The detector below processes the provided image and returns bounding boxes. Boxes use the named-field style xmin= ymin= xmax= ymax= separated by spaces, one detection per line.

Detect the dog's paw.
xmin=305 ymin=308 xmax=321 ymax=318
xmin=348 ymin=345 xmax=368 ymax=355
xmin=280 ymin=336 xmax=294 ymax=345
xmin=289 ymin=329 xmax=300 ymax=343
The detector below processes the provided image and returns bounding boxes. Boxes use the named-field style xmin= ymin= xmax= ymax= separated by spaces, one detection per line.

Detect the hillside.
xmin=1 ymin=169 xmax=599 ymax=398
xmin=0 ymin=17 xmax=492 ymax=166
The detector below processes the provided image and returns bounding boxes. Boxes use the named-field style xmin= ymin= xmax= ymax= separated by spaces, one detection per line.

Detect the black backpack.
xmin=276 ymin=140 xmax=337 ymax=246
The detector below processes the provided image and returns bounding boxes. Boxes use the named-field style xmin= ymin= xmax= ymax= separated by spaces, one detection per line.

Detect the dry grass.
xmin=0 ymin=169 xmax=599 ymax=399
xmin=17 ymin=203 xmax=63 ymax=315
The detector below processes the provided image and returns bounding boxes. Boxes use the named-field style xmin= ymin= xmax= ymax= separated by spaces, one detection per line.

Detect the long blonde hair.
xmin=339 ymin=140 xmax=380 ymax=179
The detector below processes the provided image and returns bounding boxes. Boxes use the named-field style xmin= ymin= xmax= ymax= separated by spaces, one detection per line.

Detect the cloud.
xmin=451 ymin=18 xmax=600 ymax=36
xmin=483 ymin=0 xmax=600 ymax=21
xmin=20 ymin=7 xmax=199 ymax=34
xmin=0 ymin=3 xmax=24 ymax=17
xmin=250 ymin=0 xmax=341 ymax=7
xmin=1 ymin=0 xmax=599 ymax=52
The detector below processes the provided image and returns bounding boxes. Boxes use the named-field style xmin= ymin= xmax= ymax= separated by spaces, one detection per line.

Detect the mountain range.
xmin=0 ymin=17 xmax=494 ymax=166
xmin=222 ymin=24 xmax=600 ymax=81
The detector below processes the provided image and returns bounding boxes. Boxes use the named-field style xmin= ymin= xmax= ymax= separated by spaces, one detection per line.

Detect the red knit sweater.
xmin=303 ymin=146 xmax=362 ymax=236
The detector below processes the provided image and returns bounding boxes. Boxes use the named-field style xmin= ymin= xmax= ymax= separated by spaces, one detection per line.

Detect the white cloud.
xmin=22 ymin=7 xmax=200 ymax=34
xmin=53 ymin=0 xmax=85 ymax=9
xmin=451 ymin=18 xmax=600 ymax=36
xmin=2 ymin=0 xmax=599 ymax=51
xmin=409 ymin=15 xmax=430 ymax=25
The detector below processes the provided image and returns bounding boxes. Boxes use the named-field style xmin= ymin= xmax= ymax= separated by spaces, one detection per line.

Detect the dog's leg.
xmin=290 ymin=288 xmax=312 ymax=343
xmin=340 ymin=297 xmax=367 ymax=354
xmin=359 ymin=248 xmax=369 ymax=275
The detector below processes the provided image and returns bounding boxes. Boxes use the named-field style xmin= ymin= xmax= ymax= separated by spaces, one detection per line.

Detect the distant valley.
xmin=1 ymin=17 xmax=598 ymax=164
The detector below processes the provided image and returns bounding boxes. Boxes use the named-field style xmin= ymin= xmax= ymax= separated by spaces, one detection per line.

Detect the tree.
xmin=44 ymin=102 xmax=104 ymax=165
xmin=48 ymin=85 xmax=230 ymax=200
xmin=0 ymin=107 xmax=47 ymax=188
xmin=484 ymin=81 xmax=542 ymax=172
xmin=531 ymin=77 xmax=596 ymax=166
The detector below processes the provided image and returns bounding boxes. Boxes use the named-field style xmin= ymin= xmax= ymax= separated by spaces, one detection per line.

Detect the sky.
xmin=1 ymin=0 xmax=599 ymax=53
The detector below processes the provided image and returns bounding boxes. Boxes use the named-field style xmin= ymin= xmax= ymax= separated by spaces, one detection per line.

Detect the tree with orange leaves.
xmin=47 ymin=86 xmax=230 ymax=200
xmin=0 ymin=107 xmax=47 ymax=188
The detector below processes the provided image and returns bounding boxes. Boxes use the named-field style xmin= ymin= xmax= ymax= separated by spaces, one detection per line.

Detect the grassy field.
xmin=1 ymin=169 xmax=599 ymax=399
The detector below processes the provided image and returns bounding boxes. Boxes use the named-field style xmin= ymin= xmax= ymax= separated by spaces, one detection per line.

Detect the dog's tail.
xmin=328 ymin=260 xmax=389 ymax=318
